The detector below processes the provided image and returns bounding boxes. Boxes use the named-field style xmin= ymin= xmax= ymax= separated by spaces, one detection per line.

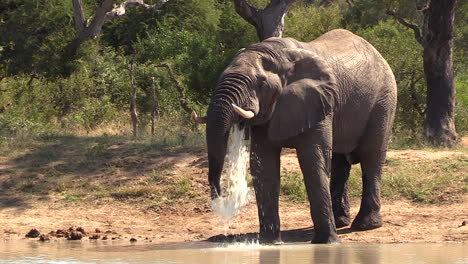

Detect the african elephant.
xmin=192 ymin=29 xmax=397 ymax=244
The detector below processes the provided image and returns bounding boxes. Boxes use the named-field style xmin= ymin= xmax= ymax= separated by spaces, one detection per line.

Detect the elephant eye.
xmin=259 ymin=81 xmax=268 ymax=91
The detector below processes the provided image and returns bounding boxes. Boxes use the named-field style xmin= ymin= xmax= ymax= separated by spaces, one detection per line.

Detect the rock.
xmin=89 ymin=234 xmax=100 ymax=240
xmin=25 ymin=228 xmax=40 ymax=238
xmin=39 ymin=234 xmax=50 ymax=241
xmin=130 ymin=238 xmax=137 ymax=242
xmin=76 ymin=227 xmax=86 ymax=235
xmin=95 ymin=228 xmax=101 ymax=233
xmin=462 ymin=220 xmax=467 ymax=226
xmin=55 ymin=229 xmax=69 ymax=238
xmin=102 ymin=235 xmax=108 ymax=240
xmin=68 ymin=231 xmax=83 ymax=240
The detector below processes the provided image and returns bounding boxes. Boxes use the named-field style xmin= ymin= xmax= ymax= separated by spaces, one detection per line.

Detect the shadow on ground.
xmin=0 ymin=134 xmax=204 ymax=206
xmin=206 ymin=227 xmax=356 ymax=243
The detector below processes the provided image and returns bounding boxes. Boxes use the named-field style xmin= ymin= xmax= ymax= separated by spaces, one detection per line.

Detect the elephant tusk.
xmin=232 ymin=104 xmax=255 ymax=119
xmin=191 ymin=111 xmax=207 ymax=124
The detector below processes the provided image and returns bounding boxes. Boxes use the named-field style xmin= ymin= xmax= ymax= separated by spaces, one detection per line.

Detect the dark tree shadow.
xmin=0 ymin=134 xmax=204 ymax=208
xmin=0 ymin=196 xmax=29 ymax=208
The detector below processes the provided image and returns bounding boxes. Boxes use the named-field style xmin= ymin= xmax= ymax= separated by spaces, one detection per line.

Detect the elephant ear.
xmin=268 ymin=48 xmax=337 ymax=141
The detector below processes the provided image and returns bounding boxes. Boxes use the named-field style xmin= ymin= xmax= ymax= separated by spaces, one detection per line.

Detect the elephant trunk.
xmin=206 ymin=73 xmax=254 ymax=199
xmin=206 ymin=112 xmax=232 ymax=199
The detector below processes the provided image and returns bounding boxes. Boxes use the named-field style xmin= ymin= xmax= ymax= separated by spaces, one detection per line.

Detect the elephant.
xmin=192 ymin=29 xmax=397 ymax=244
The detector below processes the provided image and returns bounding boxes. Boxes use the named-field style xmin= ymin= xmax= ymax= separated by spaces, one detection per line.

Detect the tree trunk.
xmin=234 ymin=0 xmax=295 ymax=41
xmin=387 ymin=0 xmax=458 ymax=147
xmin=70 ymin=0 xmax=170 ymax=54
xmin=151 ymin=76 xmax=159 ymax=136
xmin=422 ymin=0 xmax=457 ymax=147
xmin=129 ymin=60 xmax=139 ymax=137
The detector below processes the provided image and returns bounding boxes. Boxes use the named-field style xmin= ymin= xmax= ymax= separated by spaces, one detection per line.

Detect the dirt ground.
xmin=0 ymin=148 xmax=467 ymax=244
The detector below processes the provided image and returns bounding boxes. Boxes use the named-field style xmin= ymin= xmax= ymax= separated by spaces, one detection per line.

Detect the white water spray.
xmin=211 ymin=124 xmax=252 ymax=220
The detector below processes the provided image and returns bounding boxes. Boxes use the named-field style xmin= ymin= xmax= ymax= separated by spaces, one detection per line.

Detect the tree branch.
xmin=155 ymin=63 xmax=193 ymax=115
xmin=234 ymin=0 xmax=261 ymax=27
xmin=106 ymin=0 xmax=170 ymax=19
xmin=72 ymin=0 xmax=86 ymax=32
xmin=386 ymin=10 xmax=423 ymax=45
xmin=73 ymin=0 xmax=170 ymax=41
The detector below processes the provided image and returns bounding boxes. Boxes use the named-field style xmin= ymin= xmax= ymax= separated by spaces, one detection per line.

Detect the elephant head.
xmin=193 ymin=38 xmax=337 ymax=200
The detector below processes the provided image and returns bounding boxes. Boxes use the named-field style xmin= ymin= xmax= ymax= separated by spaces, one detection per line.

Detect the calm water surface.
xmin=0 ymin=241 xmax=466 ymax=264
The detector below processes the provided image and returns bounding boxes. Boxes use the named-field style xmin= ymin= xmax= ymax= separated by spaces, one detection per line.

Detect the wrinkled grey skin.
xmin=205 ymin=29 xmax=397 ymax=244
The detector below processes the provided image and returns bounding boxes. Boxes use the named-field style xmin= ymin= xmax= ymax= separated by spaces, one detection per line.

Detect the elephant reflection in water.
xmin=193 ymin=29 xmax=397 ymax=243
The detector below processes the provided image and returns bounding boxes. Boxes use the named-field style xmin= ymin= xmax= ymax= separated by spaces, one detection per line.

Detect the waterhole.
xmin=0 ymin=241 xmax=466 ymax=264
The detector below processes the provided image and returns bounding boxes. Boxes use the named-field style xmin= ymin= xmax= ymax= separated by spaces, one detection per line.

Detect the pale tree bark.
xmin=129 ymin=58 xmax=139 ymax=137
xmin=150 ymin=76 xmax=160 ymax=136
xmin=71 ymin=0 xmax=170 ymax=50
xmin=387 ymin=0 xmax=458 ymax=147
xmin=234 ymin=0 xmax=296 ymax=40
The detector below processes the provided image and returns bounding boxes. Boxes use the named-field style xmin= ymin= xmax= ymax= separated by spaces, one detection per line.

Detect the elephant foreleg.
xmin=297 ymin=142 xmax=339 ymax=244
xmin=250 ymin=127 xmax=282 ymax=243
xmin=330 ymin=153 xmax=352 ymax=228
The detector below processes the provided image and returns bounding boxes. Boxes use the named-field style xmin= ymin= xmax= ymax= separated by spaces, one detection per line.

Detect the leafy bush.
xmin=69 ymin=96 xmax=118 ymax=132
xmin=455 ymin=74 xmax=468 ymax=136
xmin=285 ymin=2 xmax=344 ymax=41
xmin=280 ymin=168 xmax=307 ymax=201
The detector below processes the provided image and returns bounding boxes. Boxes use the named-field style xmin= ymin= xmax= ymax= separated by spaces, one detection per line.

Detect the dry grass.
xmin=1 ymin=127 xmax=466 ymax=208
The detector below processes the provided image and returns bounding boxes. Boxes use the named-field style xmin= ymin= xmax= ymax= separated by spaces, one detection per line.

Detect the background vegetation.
xmin=0 ymin=0 xmax=466 ymax=204
xmin=0 ymin=0 xmax=466 ymax=145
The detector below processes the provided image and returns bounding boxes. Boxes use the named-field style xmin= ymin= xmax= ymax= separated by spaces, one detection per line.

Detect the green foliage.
xmin=284 ymin=2 xmax=344 ymax=41
xmin=343 ymin=0 xmax=424 ymax=31
xmin=280 ymin=168 xmax=307 ymax=201
xmin=0 ymin=0 xmax=75 ymax=77
xmin=455 ymin=74 xmax=468 ymax=136
xmin=216 ymin=1 xmax=258 ymax=49
xmin=0 ymin=0 xmax=466 ymax=146
xmin=70 ymin=96 xmax=118 ymax=132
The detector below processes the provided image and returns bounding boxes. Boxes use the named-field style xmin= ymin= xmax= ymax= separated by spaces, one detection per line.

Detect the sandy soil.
xmin=1 ymin=196 xmax=467 ymax=243
xmin=0 ymin=149 xmax=467 ymax=244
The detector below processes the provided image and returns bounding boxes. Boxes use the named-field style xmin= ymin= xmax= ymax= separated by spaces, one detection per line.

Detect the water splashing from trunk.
xmin=211 ymin=124 xmax=251 ymax=219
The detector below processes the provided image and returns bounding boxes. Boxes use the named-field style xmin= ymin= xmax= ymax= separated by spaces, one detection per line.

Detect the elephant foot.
xmin=312 ymin=232 xmax=340 ymax=244
xmin=351 ymin=211 xmax=382 ymax=231
xmin=334 ymin=215 xmax=351 ymax=228
xmin=259 ymin=232 xmax=281 ymax=244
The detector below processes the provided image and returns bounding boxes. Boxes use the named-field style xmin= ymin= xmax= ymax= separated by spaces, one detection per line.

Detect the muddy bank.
xmin=1 ymin=197 xmax=467 ymax=243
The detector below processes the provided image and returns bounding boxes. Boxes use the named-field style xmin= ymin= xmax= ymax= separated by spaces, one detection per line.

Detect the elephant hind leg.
xmin=330 ymin=153 xmax=352 ymax=228
xmin=351 ymin=101 xmax=394 ymax=230
xmin=351 ymin=153 xmax=385 ymax=231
